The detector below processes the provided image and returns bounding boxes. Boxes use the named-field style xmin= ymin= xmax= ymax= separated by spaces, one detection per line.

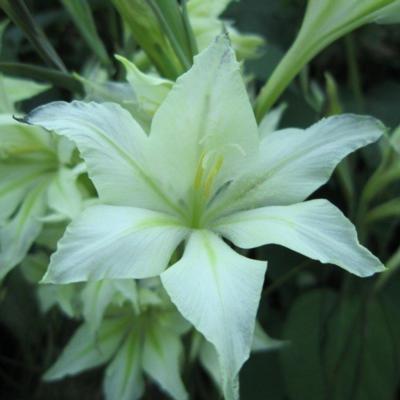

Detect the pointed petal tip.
xmin=12 ymin=114 xmax=29 ymax=124
xmin=368 ymin=262 xmax=386 ymax=276
xmin=18 ymin=101 xmax=70 ymax=127
xmin=42 ymin=369 xmax=56 ymax=382
xmin=328 ymin=113 xmax=387 ymax=139
xmin=114 ymin=53 xmax=129 ymax=66
xmin=39 ymin=272 xmax=55 ymax=285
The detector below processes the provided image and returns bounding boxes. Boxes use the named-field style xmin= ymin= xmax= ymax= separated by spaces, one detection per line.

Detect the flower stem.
xmin=374 ymin=246 xmax=400 ymax=293
xmin=344 ymin=34 xmax=364 ymax=113
xmin=263 ymin=260 xmax=313 ymax=297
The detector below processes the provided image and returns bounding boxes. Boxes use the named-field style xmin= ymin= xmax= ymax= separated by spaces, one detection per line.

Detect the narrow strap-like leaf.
xmin=60 ymin=0 xmax=111 ymax=66
xmin=0 ymin=62 xmax=83 ymax=93
xmin=0 ymin=0 xmax=67 ymax=72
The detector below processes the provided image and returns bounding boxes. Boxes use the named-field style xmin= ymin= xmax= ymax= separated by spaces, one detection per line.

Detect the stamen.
xmin=204 ymin=155 xmax=224 ymax=198
xmin=194 ymin=151 xmax=206 ymax=190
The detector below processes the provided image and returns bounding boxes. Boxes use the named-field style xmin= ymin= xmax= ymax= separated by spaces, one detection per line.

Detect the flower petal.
xmin=259 ymin=103 xmax=287 ymax=139
xmin=199 ymin=322 xmax=283 ymax=395
xmin=116 ymin=55 xmax=173 ymax=117
xmin=44 ymin=319 xmax=127 ymax=380
xmin=82 ymin=281 xmax=118 ymax=333
xmin=103 ymin=330 xmax=144 ymax=400
xmin=48 ymin=167 xmax=83 ymax=220
xmin=24 ymin=101 xmax=179 ymax=214
xmin=0 ymin=76 xmax=49 ymax=113
xmin=43 ymin=205 xmax=188 ymax=284
xmin=214 ymin=199 xmax=384 ymax=277
xmin=0 ymin=161 xmax=50 ymax=222
xmin=149 ymin=35 xmax=259 ymax=200
xmin=143 ymin=323 xmax=188 ymax=400
xmin=161 ymin=230 xmax=266 ymax=400
xmin=212 ymin=114 xmax=385 ymax=213
xmin=0 ymin=114 xmax=54 ymax=155
xmin=0 ymin=180 xmax=48 ymax=280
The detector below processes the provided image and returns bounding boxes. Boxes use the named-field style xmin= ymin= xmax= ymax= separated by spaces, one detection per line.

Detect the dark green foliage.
xmin=0 ymin=1 xmax=400 ymax=399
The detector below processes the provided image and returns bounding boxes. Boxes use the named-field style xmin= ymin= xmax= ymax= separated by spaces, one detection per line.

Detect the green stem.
xmin=181 ymin=0 xmax=198 ymax=58
xmin=255 ymin=40 xmax=314 ymax=121
xmin=263 ymin=260 xmax=313 ymax=296
xmin=254 ymin=0 xmax=391 ymax=121
xmin=344 ymin=34 xmax=364 ymax=112
xmin=337 ymin=159 xmax=355 ymax=218
xmin=366 ymin=197 xmax=400 ymax=224
xmin=356 ymin=151 xmax=397 ymax=240
xmin=374 ymin=246 xmax=400 ymax=293
xmin=0 ymin=0 xmax=67 ymax=72
xmin=146 ymin=0 xmax=191 ymax=72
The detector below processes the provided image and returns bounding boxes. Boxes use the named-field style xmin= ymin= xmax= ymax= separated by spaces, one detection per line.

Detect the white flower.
xmin=24 ymin=36 xmax=384 ymax=399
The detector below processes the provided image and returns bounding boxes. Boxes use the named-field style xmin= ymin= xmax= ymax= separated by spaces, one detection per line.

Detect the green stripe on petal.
xmin=103 ymin=330 xmax=144 ymax=400
xmin=214 ymin=199 xmax=384 ymax=277
xmin=148 ymin=35 xmax=259 ymax=201
xmin=43 ymin=205 xmax=188 ymax=284
xmin=143 ymin=322 xmax=188 ymax=400
xmin=161 ymin=230 xmax=266 ymax=400
xmin=209 ymin=114 xmax=385 ymax=216
xmin=24 ymin=101 xmax=182 ymax=216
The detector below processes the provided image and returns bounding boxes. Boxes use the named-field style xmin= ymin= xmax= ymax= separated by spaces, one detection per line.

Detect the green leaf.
xmin=281 ymin=290 xmax=400 ymax=400
xmin=390 ymin=124 xmax=400 ymax=154
xmin=0 ymin=19 xmax=9 ymax=54
xmin=373 ymin=1 xmax=400 ymax=23
xmin=187 ymin=0 xmax=232 ymax=18
xmin=42 ymin=205 xmax=188 ymax=283
xmin=147 ymin=0 xmax=193 ymax=70
xmin=280 ymin=289 xmax=337 ymax=400
xmin=60 ymin=0 xmax=110 ymax=65
xmin=214 ymin=199 xmax=384 ymax=278
xmin=111 ymin=0 xmax=183 ymax=79
xmin=161 ymin=230 xmax=266 ymax=400
xmin=255 ymin=0 xmax=400 ymax=118
xmin=0 ymin=269 xmax=42 ymax=346
xmin=0 ymin=0 xmax=66 ymax=71
xmin=0 ymin=62 xmax=83 ymax=93
xmin=367 ymin=197 xmax=400 ymax=223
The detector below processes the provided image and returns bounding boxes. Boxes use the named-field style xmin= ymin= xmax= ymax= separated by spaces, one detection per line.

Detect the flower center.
xmin=188 ymin=151 xmax=224 ymax=228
